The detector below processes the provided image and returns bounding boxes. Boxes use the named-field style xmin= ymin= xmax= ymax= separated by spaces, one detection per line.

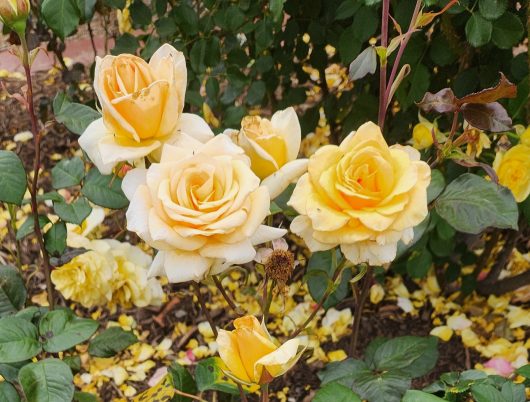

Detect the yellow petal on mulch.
xmin=430 ymin=326 xmax=454 ymax=342
xmin=133 ymin=374 xmax=175 ymax=402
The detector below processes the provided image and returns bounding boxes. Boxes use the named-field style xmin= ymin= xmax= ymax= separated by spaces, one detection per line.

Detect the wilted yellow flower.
xmin=79 ymin=44 xmax=214 ymax=175
xmin=122 ymin=135 xmax=286 ymax=283
xmin=0 ymin=0 xmax=30 ymax=33
xmin=228 ymin=108 xmax=308 ymax=199
xmin=493 ymin=144 xmax=530 ymax=202
xmin=51 ymin=250 xmax=113 ymax=308
xmin=465 ymin=126 xmax=491 ymax=157
xmin=217 ymin=316 xmax=304 ymax=385
xmin=289 ymin=122 xmax=431 ymax=265
xmin=52 ymin=239 xmax=163 ymax=309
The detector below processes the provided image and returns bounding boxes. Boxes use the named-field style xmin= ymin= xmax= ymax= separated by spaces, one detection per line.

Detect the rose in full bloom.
xmin=122 ymin=134 xmax=286 ymax=283
xmin=228 ymin=108 xmax=308 ymax=199
xmin=51 ymin=239 xmax=163 ymax=309
xmin=0 ymin=0 xmax=30 ymax=32
xmin=493 ymin=144 xmax=530 ymax=202
xmin=217 ymin=315 xmax=304 ymax=384
xmin=289 ymin=121 xmax=431 ymax=266
xmin=79 ymin=44 xmax=214 ymax=175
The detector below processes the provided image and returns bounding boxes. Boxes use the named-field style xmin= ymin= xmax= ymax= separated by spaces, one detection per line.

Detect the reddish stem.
xmin=377 ymin=0 xmax=390 ymax=128
xmin=20 ymin=35 xmax=55 ymax=310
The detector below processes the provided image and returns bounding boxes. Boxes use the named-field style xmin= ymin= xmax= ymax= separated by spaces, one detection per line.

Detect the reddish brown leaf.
xmin=416 ymin=88 xmax=457 ymax=113
xmin=456 ymin=73 xmax=517 ymax=106
xmin=461 ymin=102 xmax=512 ymax=133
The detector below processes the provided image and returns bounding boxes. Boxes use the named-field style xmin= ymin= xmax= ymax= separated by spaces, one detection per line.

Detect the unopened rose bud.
xmin=0 ymin=0 xmax=30 ymax=34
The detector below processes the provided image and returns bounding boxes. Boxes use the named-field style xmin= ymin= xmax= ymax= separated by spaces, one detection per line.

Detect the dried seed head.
xmin=264 ymin=249 xmax=295 ymax=285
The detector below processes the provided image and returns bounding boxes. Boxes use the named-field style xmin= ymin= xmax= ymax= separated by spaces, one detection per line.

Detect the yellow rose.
xmin=0 ymin=0 xmax=30 ymax=32
xmin=51 ymin=250 xmax=113 ymax=308
xmin=51 ymin=239 xmax=163 ymax=309
xmin=122 ymin=134 xmax=286 ymax=283
xmin=289 ymin=122 xmax=431 ymax=266
xmin=79 ymin=44 xmax=214 ymax=175
xmin=493 ymin=144 xmax=530 ymax=202
xmin=228 ymin=108 xmax=308 ymax=199
xmin=216 ymin=315 xmax=304 ymax=385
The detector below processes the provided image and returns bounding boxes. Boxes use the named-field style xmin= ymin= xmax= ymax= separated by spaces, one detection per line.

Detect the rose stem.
xmin=262 ymin=280 xmax=274 ymax=324
xmin=18 ymin=33 xmax=55 ymax=310
xmin=173 ymin=389 xmax=208 ymax=402
xmin=261 ymin=384 xmax=269 ymax=402
xmin=289 ymin=259 xmax=346 ymax=338
xmin=237 ymin=384 xmax=249 ymax=402
xmin=212 ymin=275 xmax=242 ymax=316
xmin=349 ymin=269 xmax=374 ymax=357
xmin=193 ymin=281 xmax=218 ymax=338
xmin=6 ymin=204 xmax=23 ymax=270
xmin=381 ymin=0 xmax=422 ymax=129
xmin=377 ymin=0 xmax=390 ymax=128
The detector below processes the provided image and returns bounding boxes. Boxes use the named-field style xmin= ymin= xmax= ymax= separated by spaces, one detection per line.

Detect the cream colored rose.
xmin=288 ymin=122 xmax=431 ymax=266
xmin=493 ymin=144 xmax=530 ymax=202
xmin=228 ymin=108 xmax=308 ymax=199
xmin=79 ymin=44 xmax=214 ymax=175
xmin=122 ymin=134 xmax=287 ymax=283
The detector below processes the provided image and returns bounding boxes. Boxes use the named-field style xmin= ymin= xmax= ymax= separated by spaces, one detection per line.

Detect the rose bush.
xmin=122 ymin=134 xmax=286 ymax=283
xmin=289 ymin=121 xmax=431 ymax=266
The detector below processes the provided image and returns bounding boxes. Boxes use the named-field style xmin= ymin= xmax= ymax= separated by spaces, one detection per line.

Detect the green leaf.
xmin=172 ymin=4 xmax=198 ymax=35
xmin=0 ymin=317 xmax=41 ymax=363
xmin=427 ymin=169 xmax=445 ymax=203
xmin=169 ymin=362 xmax=198 ymax=402
xmin=0 ymin=265 xmax=27 ymax=318
xmin=75 ymin=0 xmax=96 ymax=22
xmin=515 ymin=364 xmax=530 ymax=379
xmin=44 ymin=221 xmax=67 ymax=256
xmin=269 ymin=0 xmax=285 ymax=22
xmin=465 ymin=13 xmax=492 ymax=47
xmin=402 ymin=390 xmax=446 ymax=402
xmin=88 ymin=327 xmax=138 ymax=357
xmin=129 ymin=0 xmax=152 ymax=27
xmin=53 ymin=93 xmax=101 ymax=135
xmin=352 ymin=369 xmax=411 ymax=402
xmin=16 ymin=216 xmax=50 ymax=241
xmin=41 ymin=0 xmax=80 ymax=40
xmin=0 ymin=361 xmax=27 ymax=383
xmin=0 ymin=382 xmax=20 ymax=402
xmin=352 ymin=6 xmax=378 ymax=42
xmin=500 ymin=382 xmax=526 ymax=402
xmin=0 ymin=151 xmax=27 ymax=206
xmin=335 ymin=1 xmax=360 ymax=20
xmin=81 ymin=168 xmax=129 ymax=209
xmin=318 ymin=359 xmax=368 ymax=387
xmin=39 ymin=310 xmax=98 ymax=353
xmin=348 ymin=47 xmax=377 ymax=81
xmin=306 ymin=250 xmax=352 ymax=309
xmin=112 ymin=33 xmax=139 ymax=55
xmin=435 ymin=173 xmax=519 ymax=234
xmin=18 ymin=358 xmax=74 ymax=402
xmin=51 ymin=156 xmax=85 ymax=189
xmin=406 ymin=250 xmax=432 ymax=279
xmin=54 ymin=197 xmax=92 ymax=225
xmin=491 ymin=12 xmax=524 ymax=49
xmin=372 ymin=336 xmax=438 ymax=377
xmin=471 ymin=383 xmax=506 ymax=402
xmin=195 ymin=357 xmax=239 ymax=394
xmin=478 ymin=0 xmax=507 ymax=20
xmin=314 ymin=382 xmax=361 ymax=402
xmin=246 ymin=81 xmax=266 ymax=106
xmin=73 ymin=391 xmax=98 ymax=402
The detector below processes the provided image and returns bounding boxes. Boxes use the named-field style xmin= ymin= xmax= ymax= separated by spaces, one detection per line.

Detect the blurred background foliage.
xmin=33 ymin=0 xmax=529 ymax=144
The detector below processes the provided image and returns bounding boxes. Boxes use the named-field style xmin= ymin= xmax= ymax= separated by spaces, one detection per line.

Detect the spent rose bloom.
xmin=288 ymin=121 xmax=431 ymax=266
xmin=217 ymin=315 xmax=304 ymax=385
xmin=79 ymin=44 xmax=214 ymax=175
xmin=122 ymin=134 xmax=287 ymax=283
xmin=493 ymin=144 xmax=530 ymax=203
xmin=227 ymin=108 xmax=308 ymax=199
xmin=51 ymin=239 xmax=163 ymax=309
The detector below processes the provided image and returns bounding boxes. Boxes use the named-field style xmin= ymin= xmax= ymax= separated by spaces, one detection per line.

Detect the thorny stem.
xmin=349 ymin=269 xmax=374 ymax=357
xmin=213 ymin=275 xmax=241 ymax=316
xmin=289 ymin=259 xmax=347 ymax=338
xmin=19 ymin=34 xmax=55 ymax=310
xmin=381 ymin=0 xmax=423 ymax=129
xmin=261 ymin=384 xmax=269 ymax=402
xmin=193 ymin=281 xmax=218 ymax=338
xmin=237 ymin=384 xmax=249 ymax=402
xmin=377 ymin=0 xmax=390 ymax=128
